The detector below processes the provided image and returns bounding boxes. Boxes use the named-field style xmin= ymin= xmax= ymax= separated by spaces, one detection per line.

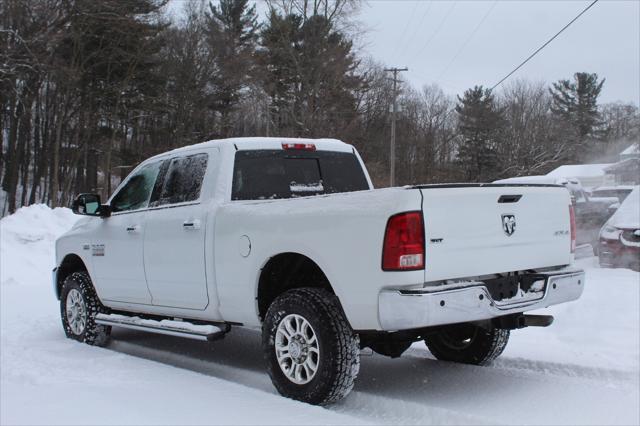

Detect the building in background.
xmin=604 ymin=159 xmax=640 ymax=185
xmin=546 ymin=164 xmax=614 ymax=190
xmin=619 ymin=143 xmax=640 ymax=162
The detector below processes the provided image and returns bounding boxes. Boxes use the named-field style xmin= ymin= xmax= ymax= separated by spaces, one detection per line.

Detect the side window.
xmin=152 ymin=153 xmax=208 ymax=206
xmin=110 ymin=162 xmax=162 ymax=213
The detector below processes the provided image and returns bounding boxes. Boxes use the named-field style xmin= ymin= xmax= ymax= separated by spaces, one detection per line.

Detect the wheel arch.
xmin=55 ymin=254 xmax=89 ymax=300
xmin=257 ymin=252 xmax=339 ymax=321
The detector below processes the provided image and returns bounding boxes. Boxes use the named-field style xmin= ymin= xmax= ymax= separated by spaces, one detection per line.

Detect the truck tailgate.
xmin=419 ymin=185 xmax=573 ymax=282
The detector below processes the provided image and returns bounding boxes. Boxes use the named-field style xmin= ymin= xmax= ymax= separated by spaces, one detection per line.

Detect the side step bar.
xmin=95 ymin=313 xmax=227 ymax=342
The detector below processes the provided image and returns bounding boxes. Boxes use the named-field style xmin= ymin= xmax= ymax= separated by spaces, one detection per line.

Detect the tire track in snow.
xmin=403 ymin=346 xmax=637 ymax=387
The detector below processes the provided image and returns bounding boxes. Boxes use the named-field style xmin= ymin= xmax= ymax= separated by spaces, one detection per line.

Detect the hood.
xmin=607 ymin=186 xmax=640 ymax=229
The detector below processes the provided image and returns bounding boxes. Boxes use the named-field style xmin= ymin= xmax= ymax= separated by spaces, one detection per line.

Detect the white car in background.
xmin=598 ymin=186 xmax=640 ymax=271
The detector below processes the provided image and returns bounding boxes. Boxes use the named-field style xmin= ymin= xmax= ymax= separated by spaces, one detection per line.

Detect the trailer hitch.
xmin=493 ymin=313 xmax=554 ymax=330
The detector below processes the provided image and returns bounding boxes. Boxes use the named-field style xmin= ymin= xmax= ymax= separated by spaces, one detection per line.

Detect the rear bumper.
xmin=378 ymin=269 xmax=585 ymax=331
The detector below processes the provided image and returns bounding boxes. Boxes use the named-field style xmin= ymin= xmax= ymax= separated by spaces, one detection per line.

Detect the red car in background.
xmin=599 ymin=186 xmax=640 ymax=271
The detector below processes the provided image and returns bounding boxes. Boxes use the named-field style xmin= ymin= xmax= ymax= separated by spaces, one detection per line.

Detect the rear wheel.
xmin=262 ymin=288 xmax=360 ymax=405
xmin=424 ymin=323 xmax=509 ymax=365
xmin=60 ymin=271 xmax=110 ymax=346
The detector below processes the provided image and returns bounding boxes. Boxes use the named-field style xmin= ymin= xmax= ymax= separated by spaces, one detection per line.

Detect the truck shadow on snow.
xmin=104 ymin=326 xmax=620 ymax=410
xmin=103 ymin=326 xmax=639 ymax=426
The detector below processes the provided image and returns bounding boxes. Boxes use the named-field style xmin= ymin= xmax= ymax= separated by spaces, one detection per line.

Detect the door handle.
xmin=183 ymin=219 xmax=201 ymax=230
xmin=126 ymin=225 xmax=141 ymax=233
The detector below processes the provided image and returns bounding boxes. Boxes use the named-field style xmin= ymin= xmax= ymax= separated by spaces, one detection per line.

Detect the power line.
xmin=436 ymin=1 xmax=498 ymax=81
xmin=415 ymin=1 xmax=457 ymax=58
xmin=391 ymin=0 xmax=423 ymax=63
xmin=491 ymin=0 xmax=599 ymax=90
xmin=395 ymin=0 xmax=434 ymax=62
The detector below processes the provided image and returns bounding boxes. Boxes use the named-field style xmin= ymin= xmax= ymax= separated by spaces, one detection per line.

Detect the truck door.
xmin=143 ymin=151 xmax=211 ymax=310
xmin=91 ymin=161 xmax=163 ymax=304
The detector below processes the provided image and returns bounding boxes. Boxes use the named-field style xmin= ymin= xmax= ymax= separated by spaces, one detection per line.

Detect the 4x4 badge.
xmin=502 ymin=214 xmax=516 ymax=236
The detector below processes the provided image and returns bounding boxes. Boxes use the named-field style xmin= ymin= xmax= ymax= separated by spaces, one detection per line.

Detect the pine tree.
xmin=549 ymin=72 xmax=604 ymax=161
xmin=259 ymin=10 xmax=362 ymax=137
xmin=455 ymin=86 xmax=504 ymax=182
xmin=205 ymin=0 xmax=260 ymax=137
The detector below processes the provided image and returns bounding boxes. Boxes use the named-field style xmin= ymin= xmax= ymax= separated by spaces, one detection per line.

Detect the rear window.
xmin=232 ymin=150 xmax=369 ymax=200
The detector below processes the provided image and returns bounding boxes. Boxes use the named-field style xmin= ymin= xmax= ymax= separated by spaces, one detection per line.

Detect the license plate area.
xmin=484 ymin=274 xmax=547 ymax=306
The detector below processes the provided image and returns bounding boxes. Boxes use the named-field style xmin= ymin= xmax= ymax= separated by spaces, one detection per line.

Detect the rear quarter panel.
xmin=214 ymin=188 xmax=423 ymax=330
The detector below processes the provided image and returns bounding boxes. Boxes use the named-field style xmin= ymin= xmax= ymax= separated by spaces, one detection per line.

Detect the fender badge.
xmin=91 ymin=244 xmax=105 ymax=257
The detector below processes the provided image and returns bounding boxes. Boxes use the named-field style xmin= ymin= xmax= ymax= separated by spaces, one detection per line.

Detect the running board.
xmin=95 ymin=313 xmax=226 ymax=341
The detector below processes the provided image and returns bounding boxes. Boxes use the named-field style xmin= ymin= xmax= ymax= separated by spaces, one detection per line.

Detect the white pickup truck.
xmin=54 ymin=137 xmax=585 ymax=405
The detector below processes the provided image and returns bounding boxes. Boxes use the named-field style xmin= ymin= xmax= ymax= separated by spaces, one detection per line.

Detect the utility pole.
xmin=384 ymin=67 xmax=408 ymax=187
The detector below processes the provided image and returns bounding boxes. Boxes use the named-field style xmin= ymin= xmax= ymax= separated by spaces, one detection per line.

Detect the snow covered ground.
xmin=1 ymin=205 xmax=639 ymax=425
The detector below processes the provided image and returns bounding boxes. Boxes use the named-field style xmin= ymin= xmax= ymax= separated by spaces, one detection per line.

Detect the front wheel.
xmin=60 ymin=271 xmax=111 ymax=346
xmin=424 ymin=323 xmax=509 ymax=365
xmin=262 ymin=288 xmax=360 ymax=405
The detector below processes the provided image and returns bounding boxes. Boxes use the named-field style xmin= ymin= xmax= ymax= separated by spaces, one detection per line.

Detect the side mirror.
xmin=71 ymin=194 xmax=111 ymax=217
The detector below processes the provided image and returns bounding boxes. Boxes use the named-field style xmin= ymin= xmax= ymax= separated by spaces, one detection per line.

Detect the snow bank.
xmin=0 ymin=204 xmax=77 ymax=288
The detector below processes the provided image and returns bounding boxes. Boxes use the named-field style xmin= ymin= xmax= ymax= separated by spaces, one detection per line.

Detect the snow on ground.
xmin=1 ymin=205 xmax=639 ymax=425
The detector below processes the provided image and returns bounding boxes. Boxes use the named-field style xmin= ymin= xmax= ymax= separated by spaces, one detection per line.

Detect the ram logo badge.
xmin=502 ymin=214 xmax=516 ymax=236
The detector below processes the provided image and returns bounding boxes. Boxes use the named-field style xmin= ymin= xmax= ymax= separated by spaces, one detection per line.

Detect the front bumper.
xmin=378 ymin=269 xmax=585 ymax=331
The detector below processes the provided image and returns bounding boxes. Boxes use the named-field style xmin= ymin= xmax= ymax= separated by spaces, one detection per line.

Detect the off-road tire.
xmin=60 ymin=271 xmax=111 ymax=346
xmin=263 ymin=288 xmax=360 ymax=405
xmin=424 ymin=323 xmax=509 ymax=365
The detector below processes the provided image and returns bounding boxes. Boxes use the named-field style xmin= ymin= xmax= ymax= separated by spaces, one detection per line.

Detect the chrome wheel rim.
xmin=66 ymin=289 xmax=87 ymax=335
xmin=275 ymin=314 xmax=320 ymax=385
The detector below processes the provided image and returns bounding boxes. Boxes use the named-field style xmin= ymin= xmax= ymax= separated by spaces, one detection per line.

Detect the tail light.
xmin=569 ymin=205 xmax=576 ymax=253
xmin=382 ymin=211 xmax=425 ymax=271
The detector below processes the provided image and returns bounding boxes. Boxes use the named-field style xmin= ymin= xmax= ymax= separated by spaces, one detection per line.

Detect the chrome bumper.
xmin=378 ymin=269 xmax=585 ymax=331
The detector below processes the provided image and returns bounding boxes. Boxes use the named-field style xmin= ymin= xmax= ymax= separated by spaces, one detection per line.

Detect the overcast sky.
xmin=169 ymin=0 xmax=640 ymax=104
xmin=355 ymin=0 xmax=639 ymax=104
